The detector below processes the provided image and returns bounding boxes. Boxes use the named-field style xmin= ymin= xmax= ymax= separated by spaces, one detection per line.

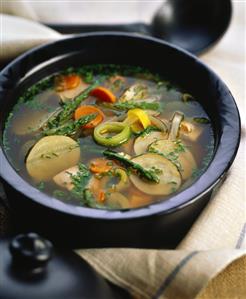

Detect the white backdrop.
xmin=1 ymin=0 xmax=163 ymax=23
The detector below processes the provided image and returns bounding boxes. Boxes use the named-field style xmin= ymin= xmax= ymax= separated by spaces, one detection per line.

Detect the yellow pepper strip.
xmin=128 ymin=109 xmax=151 ymax=128
xmin=131 ymin=122 xmax=144 ymax=134
xmin=124 ymin=108 xmax=151 ymax=133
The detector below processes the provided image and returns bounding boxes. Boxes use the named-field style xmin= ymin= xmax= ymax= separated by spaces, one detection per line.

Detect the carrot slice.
xmin=90 ymin=158 xmax=113 ymax=173
xmin=74 ymin=105 xmax=104 ymax=129
xmin=55 ymin=74 xmax=81 ymax=91
xmin=98 ymin=190 xmax=106 ymax=202
xmin=90 ymin=86 xmax=116 ymax=103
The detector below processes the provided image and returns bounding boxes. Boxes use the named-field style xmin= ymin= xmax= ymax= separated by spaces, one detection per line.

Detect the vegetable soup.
xmin=3 ymin=65 xmax=214 ymax=209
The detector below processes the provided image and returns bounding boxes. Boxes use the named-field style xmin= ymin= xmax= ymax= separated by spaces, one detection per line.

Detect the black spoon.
xmin=152 ymin=0 xmax=232 ymax=54
xmin=45 ymin=0 xmax=232 ymax=55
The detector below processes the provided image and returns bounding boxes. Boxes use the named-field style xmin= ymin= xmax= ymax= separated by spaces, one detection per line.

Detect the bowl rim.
xmin=0 ymin=32 xmax=241 ymax=220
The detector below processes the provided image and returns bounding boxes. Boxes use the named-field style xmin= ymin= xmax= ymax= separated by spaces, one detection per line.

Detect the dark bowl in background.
xmin=0 ymin=33 xmax=240 ymax=248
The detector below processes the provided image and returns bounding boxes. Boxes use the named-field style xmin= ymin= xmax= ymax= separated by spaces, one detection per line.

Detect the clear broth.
xmin=3 ymin=65 xmax=214 ymax=209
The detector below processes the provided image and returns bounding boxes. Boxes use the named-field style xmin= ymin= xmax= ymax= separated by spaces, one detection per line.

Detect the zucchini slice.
xmin=134 ymin=131 xmax=167 ymax=155
xmin=26 ymin=135 xmax=80 ymax=181
xmin=149 ymin=139 xmax=196 ymax=180
xmin=130 ymin=153 xmax=181 ymax=195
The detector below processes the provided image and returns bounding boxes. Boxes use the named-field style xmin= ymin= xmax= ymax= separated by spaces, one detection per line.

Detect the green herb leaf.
xmin=53 ymin=190 xmax=66 ymax=198
xmin=18 ymin=76 xmax=54 ymax=104
xmin=70 ymin=163 xmax=91 ymax=200
xmin=69 ymin=164 xmax=104 ymax=208
xmin=36 ymin=181 xmax=45 ymax=191
xmin=148 ymin=139 xmax=186 ymax=172
xmin=102 ymin=100 xmax=160 ymax=112
xmin=48 ymin=81 xmax=98 ymax=128
xmin=193 ymin=117 xmax=210 ymax=124
xmin=135 ymin=125 xmax=160 ymax=137
xmin=42 ymin=113 xmax=97 ymax=137
xmin=68 ymin=163 xmax=102 ymax=208
xmin=83 ymin=189 xmax=103 ymax=208
xmin=103 ymin=150 xmax=160 ymax=183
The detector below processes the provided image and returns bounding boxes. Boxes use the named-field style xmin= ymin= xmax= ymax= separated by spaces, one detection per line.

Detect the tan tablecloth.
xmin=0 ymin=1 xmax=245 ymax=298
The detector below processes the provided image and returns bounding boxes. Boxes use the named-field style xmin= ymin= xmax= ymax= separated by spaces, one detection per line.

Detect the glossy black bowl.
xmin=0 ymin=33 xmax=240 ymax=248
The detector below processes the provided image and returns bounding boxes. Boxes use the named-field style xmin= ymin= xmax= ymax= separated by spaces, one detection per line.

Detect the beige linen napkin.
xmin=1 ymin=2 xmax=245 ymax=298
xmin=0 ymin=14 xmax=61 ymax=61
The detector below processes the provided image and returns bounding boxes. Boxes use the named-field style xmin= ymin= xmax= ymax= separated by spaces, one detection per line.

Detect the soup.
xmin=3 ymin=64 xmax=214 ymax=209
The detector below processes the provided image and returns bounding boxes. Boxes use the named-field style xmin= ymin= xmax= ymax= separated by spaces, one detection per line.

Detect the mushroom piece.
xmin=119 ymin=84 xmax=148 ymax=102
xmin=180 ymin=121 xmax=203 ymax=142
xmin=58 ymin=77 xmax=89 ymax=103
xmin=53 ymin=166 xmax=79 ymax=191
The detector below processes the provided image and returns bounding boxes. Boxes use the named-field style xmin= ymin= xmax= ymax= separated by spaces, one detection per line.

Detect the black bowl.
xmin=0 ymin=33 xmax=240 ymax=248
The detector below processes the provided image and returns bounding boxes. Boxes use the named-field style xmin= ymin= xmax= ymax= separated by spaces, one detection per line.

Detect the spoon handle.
xmin=44 ymin=22 xmax=150 ymax=35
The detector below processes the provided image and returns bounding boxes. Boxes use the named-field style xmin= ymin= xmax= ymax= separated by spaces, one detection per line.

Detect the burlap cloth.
xmin=0 ymin=2 xmax=245 ymax=298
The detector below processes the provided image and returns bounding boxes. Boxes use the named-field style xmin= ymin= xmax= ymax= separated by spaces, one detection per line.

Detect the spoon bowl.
xmin=151 ymin=0 xmax=232 ymax=54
